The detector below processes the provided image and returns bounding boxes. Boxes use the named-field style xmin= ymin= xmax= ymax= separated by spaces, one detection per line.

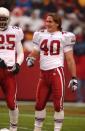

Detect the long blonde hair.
xmin=47 ymin=12 xmax=62 ymax=31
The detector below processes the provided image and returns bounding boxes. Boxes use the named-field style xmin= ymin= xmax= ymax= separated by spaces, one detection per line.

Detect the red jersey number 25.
xmin=40 ymin=39 xmax=60 ymax=55
xmin=0 ymin=34 xmax=15 ymax=50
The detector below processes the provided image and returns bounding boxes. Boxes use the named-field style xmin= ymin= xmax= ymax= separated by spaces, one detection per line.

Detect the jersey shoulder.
xmin=62 ymin=31 xmax=74 ymax=35
xmin=33 ymin=29 xmax=48 ymax=43
xmin=62 ymin=31 xmax=76 ymax=45
xmin=10 ymin=25 xmax=20 ymax=29
xmin=33 ymin=29 xmax=45 ymax=38
xmin=33 ymin=30 xmax=45 ymax=44
xmin=9 ymin=26 xmax=24 ymax=41
xmin=9 ymin=26 xmax=23 ymax=32
xmin=62 ymin=31 xmax=75 ymax=38
xmin=34 ymin=29 xmax=47 ymax=34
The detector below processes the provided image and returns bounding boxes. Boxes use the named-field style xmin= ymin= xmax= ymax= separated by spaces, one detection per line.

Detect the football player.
xmin=0 ymin=7 xmax=24 ymax=131
xmin=26 ymin=13 xmax=78 ymax=131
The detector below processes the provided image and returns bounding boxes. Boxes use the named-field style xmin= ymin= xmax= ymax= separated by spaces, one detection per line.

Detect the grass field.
xmin=0 ymin=102 xmax=85 ymax=131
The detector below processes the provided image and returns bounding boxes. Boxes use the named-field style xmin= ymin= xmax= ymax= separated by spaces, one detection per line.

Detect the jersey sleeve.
xmin=32 ymin=31 xmax=40 ymax=51
xmin=16 ymin=41 xmax=24 ymax=65
xmin=15 ymin=27 xmax=24 ymax=42
xmin=63 ymin=32 xmax=76 ymax=52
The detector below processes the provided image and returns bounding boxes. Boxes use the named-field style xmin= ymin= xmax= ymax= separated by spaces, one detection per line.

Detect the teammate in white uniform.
xmin=26 ymin=13 xmax=78 ymax=131
xmin=0 ymin=7 xmax=24 ymax=131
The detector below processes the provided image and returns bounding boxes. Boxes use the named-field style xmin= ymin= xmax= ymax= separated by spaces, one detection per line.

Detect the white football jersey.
xmin=0 ymin=26 xmax=24 ymax=66
xmin=33 ymin=30 xmax=76 ymax=70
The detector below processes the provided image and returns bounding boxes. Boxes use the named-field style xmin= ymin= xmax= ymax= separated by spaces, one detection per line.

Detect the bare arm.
xmin=28 ymin=48 xmax=40 ymax=59
xmin=65 ymin=50 xmax=76 ymax=77
xmin=26 ymin=48 xmax=40 ymax=67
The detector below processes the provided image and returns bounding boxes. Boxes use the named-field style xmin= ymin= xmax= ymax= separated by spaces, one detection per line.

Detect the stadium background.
xmin=0 ymin=0 xmax=85 ymax=102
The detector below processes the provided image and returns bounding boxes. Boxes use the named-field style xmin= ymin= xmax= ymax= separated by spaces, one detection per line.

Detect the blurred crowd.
xmin=1 ymin=0 xmax=85 ymax=48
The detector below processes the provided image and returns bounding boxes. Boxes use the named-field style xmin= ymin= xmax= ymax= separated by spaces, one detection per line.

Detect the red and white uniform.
xmin=0 ymin=26 xmax=24 ymax=66
xmin=33 ymin=30 xmax=76 ymax=70
xmin=0 ymin=26 xmax=24 ymax=110
xmin=33 ymin=30 xmax=76 ymax=111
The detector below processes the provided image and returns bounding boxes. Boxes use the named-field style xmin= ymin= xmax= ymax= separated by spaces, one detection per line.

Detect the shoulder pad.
xmin=12 ymin=26 xmax=20 ymax=30
xmin=40 ymin=29 xmax=45 ymax=32
xmin=37 ymin=29 xmax=45 ymax=32
xmin=62 ymin=31 xmax=67 ymax=34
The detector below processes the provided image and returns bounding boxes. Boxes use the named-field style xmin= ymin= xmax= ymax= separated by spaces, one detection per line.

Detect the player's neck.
xmin=47 ymin=29 xmax=60 ymax=33
xmin=48 ymin=30 xmax=60 ymax=33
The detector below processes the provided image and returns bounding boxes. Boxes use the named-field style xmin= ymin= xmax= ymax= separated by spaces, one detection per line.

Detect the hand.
xmin=8 ymin=63 xmax=20 ymax=75
xmin=0 ymin=58 xmax=7 ymax=68
xmin=68 ymin=77 xmax=78 ymax=92
xmin=26 ymin=57 xmax=36 ymax=67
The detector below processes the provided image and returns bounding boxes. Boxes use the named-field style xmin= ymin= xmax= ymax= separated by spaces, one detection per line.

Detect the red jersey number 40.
xmin=40 ymin=39 xmax=60 ymax=55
